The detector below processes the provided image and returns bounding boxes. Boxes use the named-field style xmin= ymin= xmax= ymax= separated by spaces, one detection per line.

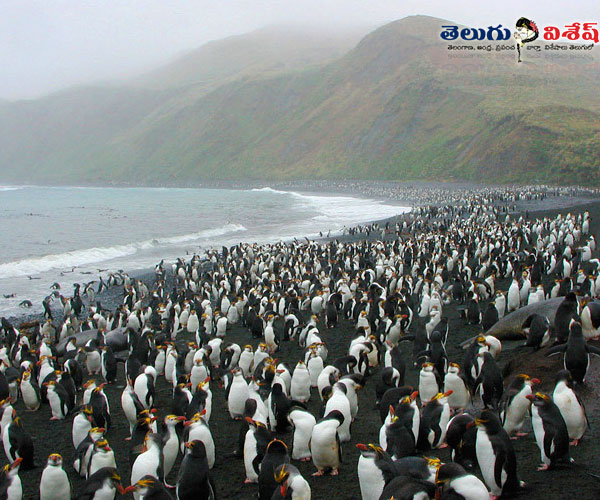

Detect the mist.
xmin=0 ymin=0 xmax=596 ymax=100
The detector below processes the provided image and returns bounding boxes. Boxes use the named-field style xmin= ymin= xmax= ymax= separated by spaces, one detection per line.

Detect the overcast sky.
xmin=0 ymin=1 xmax=595 ymax=100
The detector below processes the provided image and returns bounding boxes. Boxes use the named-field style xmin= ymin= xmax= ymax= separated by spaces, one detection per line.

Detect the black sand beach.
xmin=5 ymin=191 xmax=600 ymax=500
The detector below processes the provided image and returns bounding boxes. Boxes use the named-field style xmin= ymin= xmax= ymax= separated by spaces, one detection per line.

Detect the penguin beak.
xmin=443 ymin=390 xmax=453 ymax=397
xmin=355 ymin=443 xmax=368 ymax=451
xmin=11 ymin=457 xmax=22 ymax=469
xmin=116 ymin=484 xmax=126 ymax=495
xmin=122 ymin=485 xmax=136 ymax=494
xmin=531 ymin=378 xmax=541 ymax=385
xmin=280 ymin=484 xmax=288 ymax=497
xmin=525 ymin=394 xmax=535 ymax=401
xmin=176 ymin=416 xmax=186 ymax=422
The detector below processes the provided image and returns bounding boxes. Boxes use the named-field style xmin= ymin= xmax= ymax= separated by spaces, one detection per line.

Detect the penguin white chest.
xmin=357 ymin=456 xmax=384 ymax=500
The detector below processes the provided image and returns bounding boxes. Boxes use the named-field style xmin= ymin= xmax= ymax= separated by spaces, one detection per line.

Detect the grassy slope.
xmin=0 ymin=16 xmax=598 ymax=184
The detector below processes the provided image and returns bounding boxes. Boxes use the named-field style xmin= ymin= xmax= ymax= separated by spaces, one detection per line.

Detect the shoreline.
xmin=7 ymin=193 xmax=600 ymax=327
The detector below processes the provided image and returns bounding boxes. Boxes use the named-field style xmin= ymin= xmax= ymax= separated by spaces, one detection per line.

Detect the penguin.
xmin=181 ymin=412 xmax=215 ymax=470
xmin=290 ymin=361 xmax=311 ymax=403
xmin=443 ymin=363 xmax=470 ymax=412
xmin=418 ymin=362 xmax=440 ymax=403
xmin=87 ymin=439 xmax=116 ymax=479
xmin=500 ymin=373 xmax=539 ymax=438
xmin=435 ymin=462 xmax=489 ymax=500
xmin=378 ymin=475 xmax=435 ymax=500
xmin=445 ymin=413 xmax=477 ymax=470
xmin=176 ymin=440 xmax=217 ymax=500
xmin=310 ymin=410 xmax=343 ymax=476
xmin=274 ymin=463 xmax=311 ymax=500
xmin=161 ymin=414 xmax=185 ymax=483
xmin=78 ymin=467 xmax=124 ymax=500
xmin=258 ymin=439 xmax=290 ymax=500
xmin=481 ymin=301 xmax=499 ymax=331
xmin=474 ymin=352 xmax=503 ymax=410
xmin=417 ymin=391 xmax=452 ymax=450
xmin=0 ymin=456 xmax=22 ymax=500
xmin=227 ymin=368 xmax=249 ymax=419
xmin=39 ymin=453 xmax=71 ymax=500
xmin=552 ymin=369 xmax=588 ymax=445
xmin=72 ymin=407 xmax=94 ymax=449
xmin=2 ymin=415 xmax=34 ymax=470
xmin=384 ymin=400 xmax=418 ymax=459
xmin=546 ymin=320 xmax=600 ymax=383
xmin=89 ymin=384 xmax=111 ymax=431
xmin=84 ymin=342 xmax=102 ymax=376
xmin=473 ymin=409 xmax=522 ymax=499
xmin=355 ymin=443 xmax=392 ymax=500
xmin=130 ymin=434 xmax=163 ymax=500
xmin=522 ymin=313 xmax=551 ymax=349
xmin=44 ymin=380 xmax=71 ymax=420
xmin=553 ymin=292 xmax=579 ymax=344
xmin=527 ymin=392 xmax=572 ymax=470
xmin=100 ymin=346 xmax=117 ymax=384
xmin=238 ymin=345 xmax=254 ymax=377
xmin=580 ymin=298 xmax=600 ymax=340
xmin=74 ymin=427 xmax=105 ymax=477
xmin=134 ymin=366 xmax=157 ymax=409
xmin=323 ymin=383 xmax=351 ymax=442
xmin=123 ymin=476 xmax=173 ymax=500
xmin=19 ymin=370 xmax=40 ymax=411
xmin=287 ymin=406 xmax=316 ymax=462
xmin=243 ymin=418 xmax=271 ymax=484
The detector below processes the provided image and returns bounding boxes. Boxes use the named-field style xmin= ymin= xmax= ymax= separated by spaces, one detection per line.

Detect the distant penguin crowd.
xmin=1 ymin=184 xmax=600 ymax=500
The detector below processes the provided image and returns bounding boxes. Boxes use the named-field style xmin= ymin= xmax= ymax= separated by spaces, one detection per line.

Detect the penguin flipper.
xmin=586 ymin=345 xmax=600 ymax=357
xmin=546 ymin=345 xmax=566 ymax=357
xmin=493 ymin=447 xmax=507 ymax=490
xmin=336 ymin=431 xmax=342 ymax=463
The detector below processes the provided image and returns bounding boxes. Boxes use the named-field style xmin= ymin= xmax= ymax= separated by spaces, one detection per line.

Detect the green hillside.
xmin=1 ymin=16 xmax=598 ymax=185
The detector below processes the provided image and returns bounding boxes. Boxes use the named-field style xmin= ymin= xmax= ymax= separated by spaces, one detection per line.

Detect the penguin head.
xmin=46 ymin=453 xmax=63 ymax=467
xmin=2 ymin=456 xmax=22 ymax=476
xmin=266 ymin=439 xmax=288 ymax=456
xmin=123 ymin=476 xmax=161 ymax=496
xmin=94 ymin=439 xmax=111 ymax=453
xmin=164 ymin=414 xmax=186 ymax=426
xmin=526 ymin=392 xmax=552 ymax=408
xmin=184 ymin=439 xmax=208 ymax=458
xmin=355 ymin=443 xmax=385 ymax=459
xmin=554 ymin=369 xmax=574 ymax=388
xmin=435 ymin=462 xmax=467 ymax=486
xmin=447 ymin=362 xmax=461 ymax=374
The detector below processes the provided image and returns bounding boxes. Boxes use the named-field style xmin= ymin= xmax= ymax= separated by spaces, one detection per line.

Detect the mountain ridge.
xmin=1 ymin=15 xmax=598 ymax=185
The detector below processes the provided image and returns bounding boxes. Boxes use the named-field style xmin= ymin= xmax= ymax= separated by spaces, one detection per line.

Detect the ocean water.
xmin=0 ymin=186 xmax=409 ymax=316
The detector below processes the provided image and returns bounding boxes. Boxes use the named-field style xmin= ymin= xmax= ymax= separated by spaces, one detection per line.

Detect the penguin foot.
xmin=438 ymin=443 xmax=448 ymax=449
xmin=50 ymin=416 xmax=59 ymax=421
xmin=537 ymin=464 xmax=551 ymax=471
xmin=312 ymin=470 xmax=325 ymax=476
xmin=570 ymin=439 xmax=580 ymax=446
xmin=516 ymin=431 xmax=528 ymax=437
xmin=300 ymin=457 xmax=311 ymax=462
xmin=244 ymin=478 xmax=255 ymax=484
xmin=125 ymin=437 xmax=131 ymax=441
xmin=330 ymin=468 xmax=339 ymax=476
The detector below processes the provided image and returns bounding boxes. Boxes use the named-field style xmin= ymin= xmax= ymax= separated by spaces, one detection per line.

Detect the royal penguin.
xmin=500 ymin=373 xmax=539 ymax=438
xmin=473 ymin=409 xmax=522 ymax=499
xmin=40 ymin=453 xmax=71 ymax=500
xmin=310 ymin=410 xmax=343 ymax=476
xmin=527 ymin=392 xmax=572 ymax=470
xmin=552 ymin=370 xmax=588 ymax=445
xmin=435 ymin=462 xmax=489 ymax=500
xmin=176 ymin=440 xmax=216 ymax=500
xmin=287 ymin=406 xmax=316 ymax=462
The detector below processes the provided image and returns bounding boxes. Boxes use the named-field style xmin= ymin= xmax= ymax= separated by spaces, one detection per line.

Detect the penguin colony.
xmin=1 ymin=188 xmax=600 ymax=500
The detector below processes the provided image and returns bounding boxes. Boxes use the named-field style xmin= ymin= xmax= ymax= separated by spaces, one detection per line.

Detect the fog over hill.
xmin=1 ymin=16 xmax=598 ymax=185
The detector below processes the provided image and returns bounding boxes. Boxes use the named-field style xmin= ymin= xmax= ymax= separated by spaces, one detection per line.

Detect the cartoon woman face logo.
xmin=514 ymin=17 xmax=539 ymax=62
